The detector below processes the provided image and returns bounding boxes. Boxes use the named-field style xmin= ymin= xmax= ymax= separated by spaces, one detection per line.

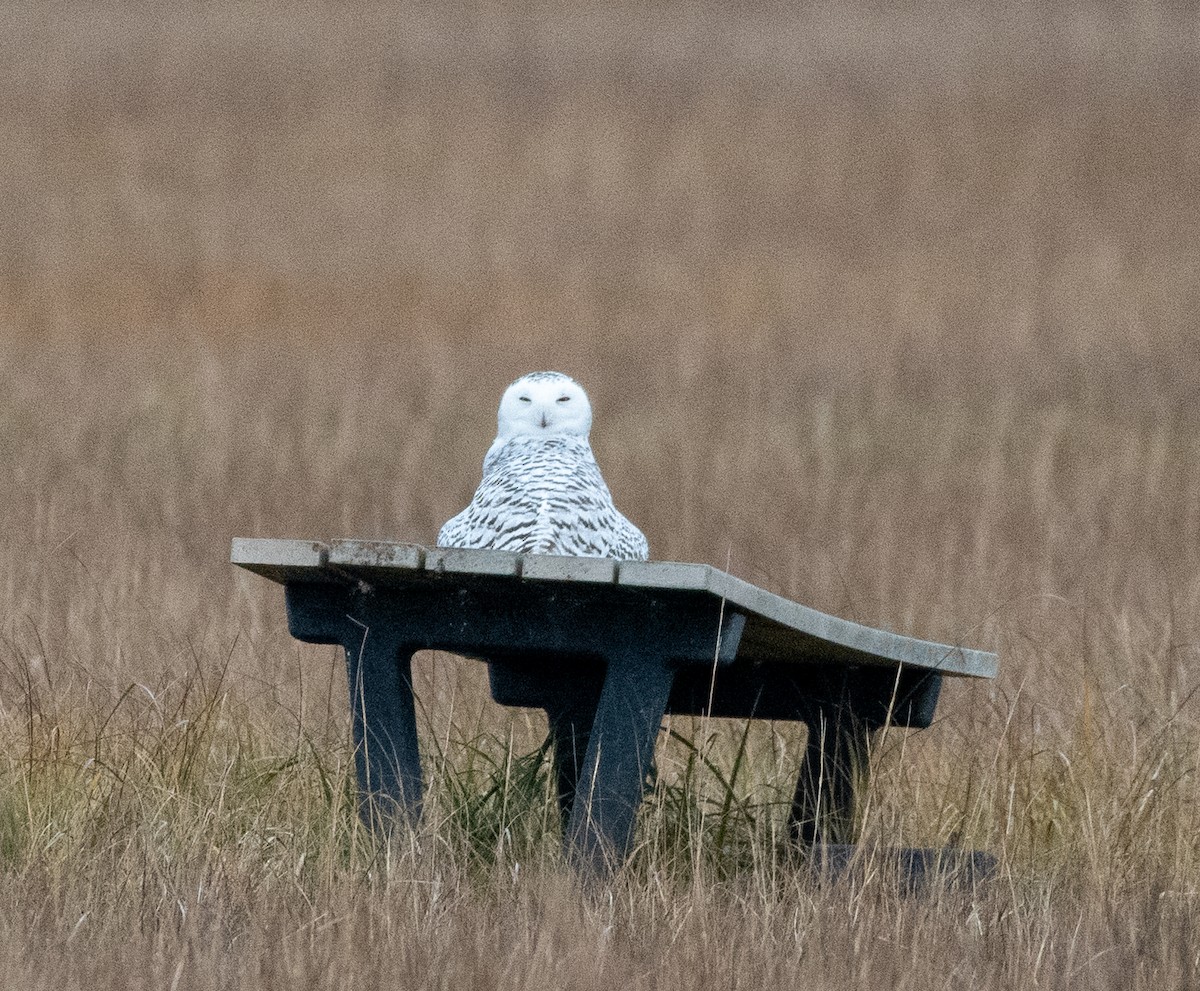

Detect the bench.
xmin=232 ymin=537 xmax=998 ymax=877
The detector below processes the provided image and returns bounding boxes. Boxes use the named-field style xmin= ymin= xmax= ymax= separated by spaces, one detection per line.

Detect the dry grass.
xmin=2 ymin=0 xmax=1199 ymax=986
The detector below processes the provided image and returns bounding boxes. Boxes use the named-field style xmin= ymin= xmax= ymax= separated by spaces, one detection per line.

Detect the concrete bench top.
xmin=231 ymin=538 xmax=997 ymax=680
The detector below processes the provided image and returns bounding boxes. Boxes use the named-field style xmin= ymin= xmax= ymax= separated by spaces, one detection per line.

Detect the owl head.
xmin=495 ymin=371 xmax=593 ymax=441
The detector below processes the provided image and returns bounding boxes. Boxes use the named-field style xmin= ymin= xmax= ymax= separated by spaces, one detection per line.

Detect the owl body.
xmin=437 ymin=372 xmax=649 ymax=561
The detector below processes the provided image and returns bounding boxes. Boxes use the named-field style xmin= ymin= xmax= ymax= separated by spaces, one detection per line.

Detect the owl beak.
xmin=539 ymin=413 xmax=548 ymax=428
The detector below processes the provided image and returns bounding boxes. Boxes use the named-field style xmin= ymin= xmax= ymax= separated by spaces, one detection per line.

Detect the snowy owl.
xmin=437 ymin=371 xmax=649 ymax=560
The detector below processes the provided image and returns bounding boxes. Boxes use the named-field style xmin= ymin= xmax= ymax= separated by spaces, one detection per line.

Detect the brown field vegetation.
xmin=2 ymin=0 xmax=1199 ymax=986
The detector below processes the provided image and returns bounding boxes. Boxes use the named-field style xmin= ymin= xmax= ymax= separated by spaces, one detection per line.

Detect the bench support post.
xmin=344 ymin=628 xmax=423 ymax=832
xmin=285 ymin=584 xmax=424 ymax=833
xmin=789 ymin=710 xmax=873 ymax=847
xmin=542 ymin=682 xmax=603 ymax=834
xmin=564 ymin=651 xmax=675 ymax=876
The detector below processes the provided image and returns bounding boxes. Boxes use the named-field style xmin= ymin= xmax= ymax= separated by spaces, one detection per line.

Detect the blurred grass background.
xmin=1 ymin=0 xmax=1199 ymax=986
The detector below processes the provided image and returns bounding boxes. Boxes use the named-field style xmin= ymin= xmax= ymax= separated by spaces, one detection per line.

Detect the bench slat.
xmin=520 ymin=554 xmax=618 ymax=583
xmin=424 ymin=547 xmax=523 ymax=576
xmin=230 ymin=537 xmax=327 ymax=582
xmin=326 ymin=539 xmax=426 ymax=585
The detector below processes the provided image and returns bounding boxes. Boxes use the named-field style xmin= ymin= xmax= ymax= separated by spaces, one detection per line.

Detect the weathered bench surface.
xmin=232 ymin=537 xmax=997 ymax=679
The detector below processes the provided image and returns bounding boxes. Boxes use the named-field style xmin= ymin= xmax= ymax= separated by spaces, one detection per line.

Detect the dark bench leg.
xmin=543 ymin=681 xmax=603 ymax=834
xmin=564 ymin=650 xmax=674 ymax=875
xmin=343 ymin=627 xmax=424 ymax=833
xmin=789 ymin=710 xmax=873 ymax=847
xmin=286 ymin=584 xmax=425 ymax=834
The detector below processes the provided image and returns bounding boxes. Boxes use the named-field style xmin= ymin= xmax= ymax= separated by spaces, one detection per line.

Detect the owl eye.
xmin=556 ymin=395 xmax=571 ymax=403
xmin=519 ymin=396 xmax=532 ymax=403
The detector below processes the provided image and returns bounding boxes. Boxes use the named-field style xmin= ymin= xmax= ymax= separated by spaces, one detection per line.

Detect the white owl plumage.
xmin=437 ymin=372 xmax=649 ymax=561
